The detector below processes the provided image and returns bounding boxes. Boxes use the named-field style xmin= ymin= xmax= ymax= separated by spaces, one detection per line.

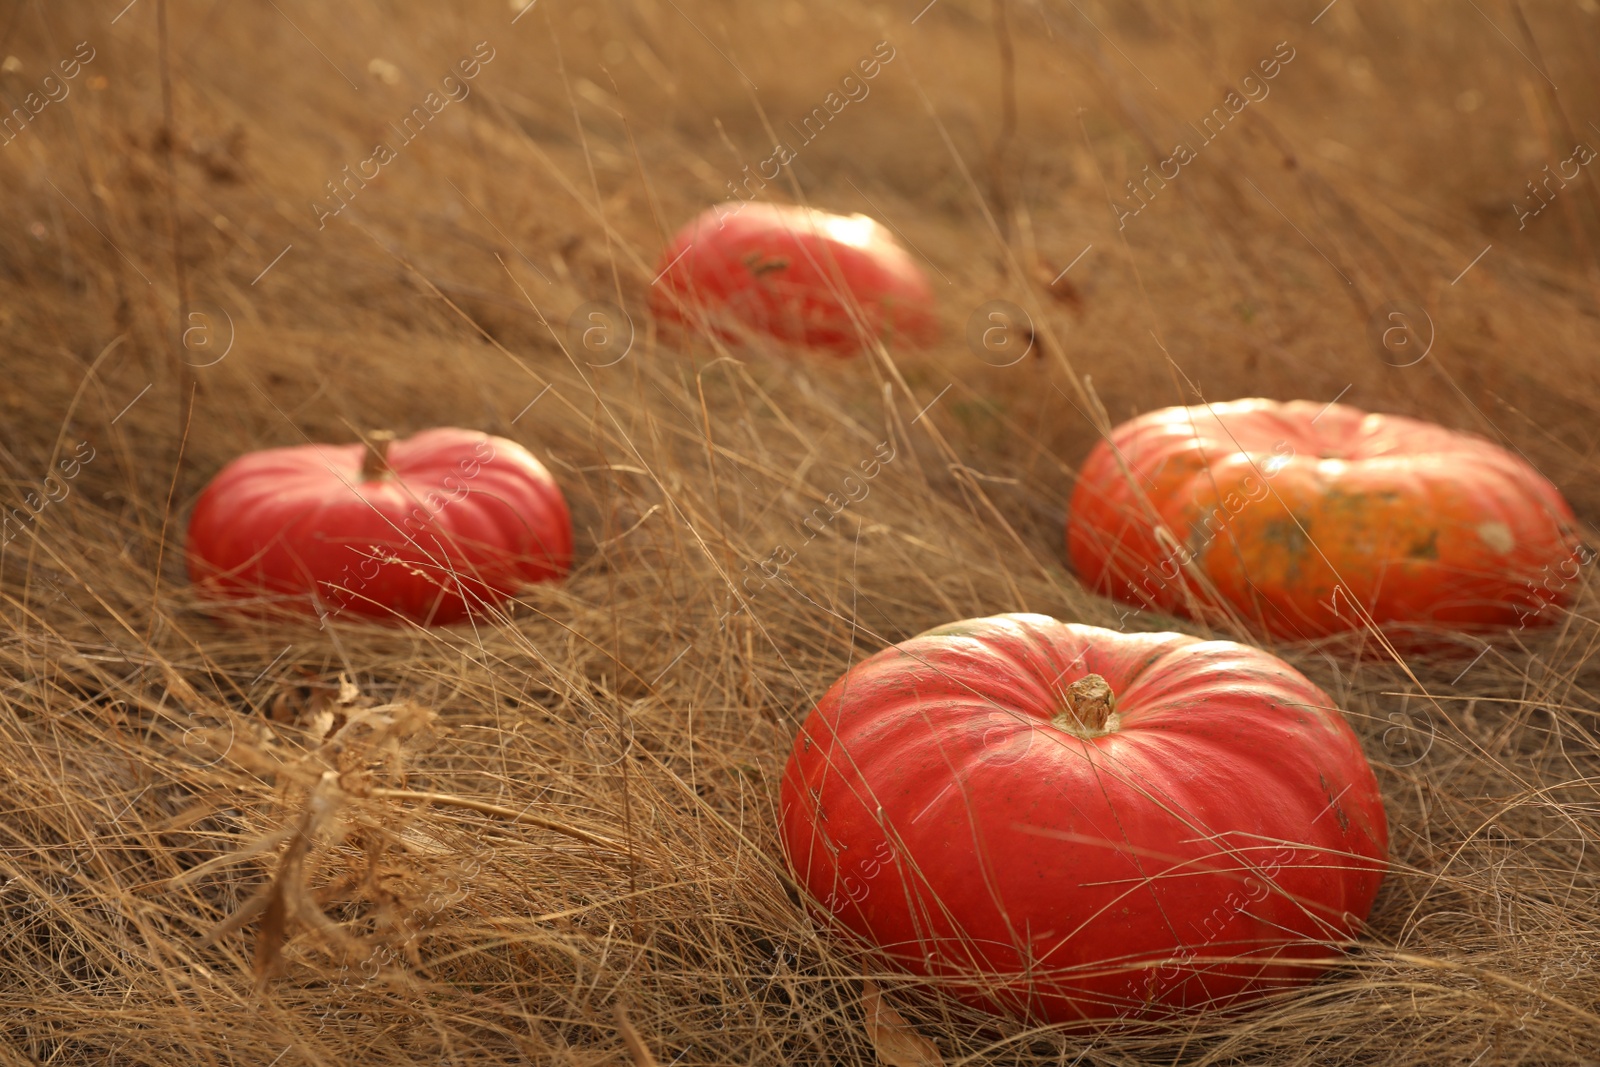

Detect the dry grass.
xmin=2 ymin=0 xmax=1599 ymax=1062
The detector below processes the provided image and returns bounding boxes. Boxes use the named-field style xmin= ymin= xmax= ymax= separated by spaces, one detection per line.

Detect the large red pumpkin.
xmin=1068 ymin=399 xmax=1587 ymax=645
xmin=779 ymin=613 xmax=1388 ymax=1025
xmin=649 ymin=202 xmax=938 ymax=357
xmin=186 ymin=428 xmax=572 ymax=626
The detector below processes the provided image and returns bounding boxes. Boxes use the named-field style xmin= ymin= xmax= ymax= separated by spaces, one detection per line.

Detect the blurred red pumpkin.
xmin=649 ymin=202 xmax=939 ymax=357
xmin=779 ymin=613 xmax=1389 ymax=1025
xmin=186 ymin=428 xmax=571 ymax=626
xmin=1067 ymin=398 xmax=1588 ymax=646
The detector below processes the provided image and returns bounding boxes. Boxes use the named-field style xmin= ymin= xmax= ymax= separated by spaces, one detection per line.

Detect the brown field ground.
xmin=2 ymin=0 xmax=1599 ymax=1063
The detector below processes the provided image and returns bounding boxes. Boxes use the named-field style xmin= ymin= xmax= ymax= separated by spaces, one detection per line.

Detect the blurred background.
xmin=2 ymin=1 xmax=1598 ymax=1064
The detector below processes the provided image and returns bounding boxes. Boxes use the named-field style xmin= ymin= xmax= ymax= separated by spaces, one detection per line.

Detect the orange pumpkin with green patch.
xmin=1067 ymin=398 xmax=1588 ymax=645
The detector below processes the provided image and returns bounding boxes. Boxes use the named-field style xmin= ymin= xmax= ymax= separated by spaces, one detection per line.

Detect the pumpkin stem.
xmin=360 ymin=431 xmax=396 ymax=480
xmin=1052 ymin=673 xmax=1119 ymax=737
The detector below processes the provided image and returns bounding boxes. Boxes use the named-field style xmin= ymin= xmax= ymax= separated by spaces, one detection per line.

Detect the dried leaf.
xmin=861 ymin=980 xmax=945 ymax=1067
xmin=268 ymin=688 xmax=296 ymax=724
xmin=304 ymin=684 xmax=342 ymax=736
xmin=175 ymin=824 xmax=297 ymax=888
xmin=336 ymin=672 xmax=363 ymax=706
xmin=266 ymin=672 xmax=372 ymax=731
xmin=308 ymin=706 xmax=337 ymax=741
xmin=252 ymin=878 xmax=288 ymax=987
xmin=202 ymin=771 xmax=358 ymax=967
xmin=193 ymin=707 xmax=542 ymax=989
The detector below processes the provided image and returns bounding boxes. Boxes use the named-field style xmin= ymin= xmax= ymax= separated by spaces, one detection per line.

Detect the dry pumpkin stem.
xmin=1 ymin=3 xmax=1600 ymax=1065
xmin=360 ymin=431 xmax=398 ymax=481
xmin=1052 ymin=672 xmax=1119 ymax=737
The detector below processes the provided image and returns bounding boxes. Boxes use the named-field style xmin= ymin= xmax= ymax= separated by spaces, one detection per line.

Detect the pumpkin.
xmin=649 ymin=202 xmax=938 ymax=357
xmin=1068 ymin=398 xmax=1587 ymax=645
xmin=779 ymin=613 xmax=1388 ymax=1025
xmin=186 ymin=428 xmax=572 ymax=626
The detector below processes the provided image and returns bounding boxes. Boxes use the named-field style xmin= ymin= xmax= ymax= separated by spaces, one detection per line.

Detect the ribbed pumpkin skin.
xmin=778 ymin=614 xmax=1389 ymax=1025
xmin=186 ymin=428 xmax=571 ymax=626
xmin=649 ymin=202 xmax=938 ymax=357
xmin=1067 ymin=399 xmax=1584 ymax=644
